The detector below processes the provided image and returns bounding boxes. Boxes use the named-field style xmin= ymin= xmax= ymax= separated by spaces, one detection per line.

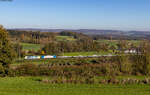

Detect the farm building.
xmin=124 ymin=49 xmax=137 ymax=54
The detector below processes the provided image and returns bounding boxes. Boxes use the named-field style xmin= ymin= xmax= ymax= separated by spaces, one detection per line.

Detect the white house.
xmin=124 ymin=49 xmax=137 ymax=54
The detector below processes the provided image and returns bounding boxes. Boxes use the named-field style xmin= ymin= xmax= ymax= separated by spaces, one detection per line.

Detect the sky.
xmin=0 ymin=0 xmax=150 ymax=30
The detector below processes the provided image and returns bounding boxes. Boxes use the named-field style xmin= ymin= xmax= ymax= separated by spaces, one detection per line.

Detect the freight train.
xmin=24 ymin=54 xmax=114 ymax=60
xmin=25 ymin=55 xmax=57 ymax=60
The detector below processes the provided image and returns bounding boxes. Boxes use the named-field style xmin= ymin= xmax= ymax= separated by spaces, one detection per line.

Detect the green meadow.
xmin=21 ymin=43 xmax=41 ymax=51
xmin=0 ymin=77 xmax=149 ymax=95
xmin=56 ymin=36 xmax=76 ymax=41
xmin=63 ymin=51 xmax=113 ymax=56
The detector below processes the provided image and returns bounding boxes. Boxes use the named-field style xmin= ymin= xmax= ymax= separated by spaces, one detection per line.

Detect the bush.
xmin=131 ymin=55 xmax=150 ymax=75
xmin=0 ymin=65 xmax=5 ymax=76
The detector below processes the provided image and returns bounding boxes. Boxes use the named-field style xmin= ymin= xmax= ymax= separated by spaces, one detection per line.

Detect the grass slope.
xmin=56 ymin=36 xmax=76 ymax=41
xmin=0 ymin=77 xmax=150 ymax=95
xmin=97 ymin=40 xmax=141 ymax=48
xmin=21 ymin=43 xmax=41 ymax=51
xmin=63 ymin=51 xmax=112 ymax=56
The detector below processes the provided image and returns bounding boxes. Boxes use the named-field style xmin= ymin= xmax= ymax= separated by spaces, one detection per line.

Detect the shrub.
xmin=131 ymin=55 xmax=150 ymax=75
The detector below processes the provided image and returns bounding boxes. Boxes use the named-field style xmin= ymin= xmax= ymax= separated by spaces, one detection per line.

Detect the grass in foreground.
xmin=0 ymin=77 xmax=150 ymax=95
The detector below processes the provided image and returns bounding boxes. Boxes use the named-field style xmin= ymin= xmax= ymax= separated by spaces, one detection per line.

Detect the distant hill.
xmin=8 ymin=28 xmax=65 ymax=32
xmin=71 ymin=29 xmax=124 ymax=35
xmin=8 ymin=28 xmax=150 ymax=39
xmin=8 ymin=28 xmax=124 ymax=34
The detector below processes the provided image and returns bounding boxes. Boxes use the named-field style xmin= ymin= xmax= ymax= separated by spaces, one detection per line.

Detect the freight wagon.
xmin=25 ymin=56 xmax=41 ymax=60
xmin=25 ymin=55 xmax=56 ymax=60
xmin=24 ymin=55 xmax=115 ymax=60
xmin=41 ymin=55 xmax=57 ymax=59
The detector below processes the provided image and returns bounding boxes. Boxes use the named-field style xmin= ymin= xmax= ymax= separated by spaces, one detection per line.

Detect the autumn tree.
xmin=0 ymin=25 xmax=14 ymax=68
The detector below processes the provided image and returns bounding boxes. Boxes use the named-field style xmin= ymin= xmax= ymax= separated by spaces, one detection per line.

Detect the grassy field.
xmin=97 ymin=40 xmax=141 ymax=48
xmin=0 ymin=77 xmax=150 ymax=95
xmin=21 ymin=43 xmax=41 ymax=51
xmin=56 ymin=36 xmax=76 ymax=41
xmin=63 ymin=51 xmax=113 ymax=56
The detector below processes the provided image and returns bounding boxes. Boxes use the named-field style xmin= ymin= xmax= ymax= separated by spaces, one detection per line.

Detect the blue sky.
xmin=0 ymin=0 xmax=150 ymax=30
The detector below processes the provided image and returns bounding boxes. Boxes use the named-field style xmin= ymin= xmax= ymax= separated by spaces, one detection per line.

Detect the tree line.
xmin=8 ymin=30 xmax=56 ymax=44
xmin=42 ymin=38 xmax=110 ymax=55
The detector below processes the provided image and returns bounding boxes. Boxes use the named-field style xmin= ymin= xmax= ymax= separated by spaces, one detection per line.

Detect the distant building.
xmin=124 ymin=49 xmax=137 ymax=54
xmin=115 ymin=49 xmax=137 ymax=54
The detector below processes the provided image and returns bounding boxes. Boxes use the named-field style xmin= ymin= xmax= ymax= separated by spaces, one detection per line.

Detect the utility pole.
xmin=18 ymin=42 xmax=21 ymax=60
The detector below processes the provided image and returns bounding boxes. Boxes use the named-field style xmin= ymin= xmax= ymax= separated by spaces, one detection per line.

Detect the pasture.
xmin=0 ymin=77 xmax=150 ymax=95
xmin=21 ymin=43 xmax=41 ymax=51
xmin=63 ymin=51 xmax=113 ymax=56
xmin=56 ymin=36 xmax=76 ymax=41
xmin=97 ymin=40 xmax=141 ymax=48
